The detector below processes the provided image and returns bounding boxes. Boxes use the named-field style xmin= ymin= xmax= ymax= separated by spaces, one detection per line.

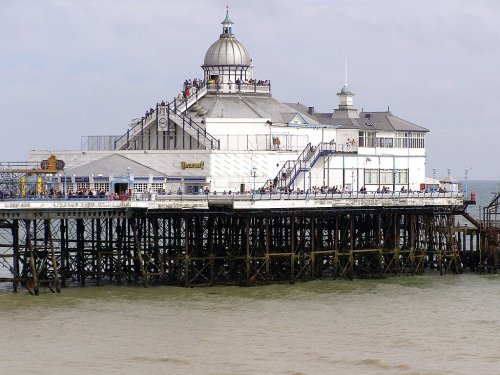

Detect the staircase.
xmin=266 ymin=142 xmax=338 ymax=191
xmin=114 ymin=85 xmax=220 ymax=150
xmin=462 ymin=211 xmax=500 ymax=247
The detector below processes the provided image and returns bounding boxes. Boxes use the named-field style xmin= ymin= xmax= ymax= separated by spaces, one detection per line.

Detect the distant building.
xmin=440 ymin=175 xmax=461 ymax=192
xmin=30 ymin=9 xmax=428 ymax=196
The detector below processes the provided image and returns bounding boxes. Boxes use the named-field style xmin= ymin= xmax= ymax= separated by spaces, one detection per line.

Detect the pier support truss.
xmin=0 ymin=206 xmax=489 ymax=292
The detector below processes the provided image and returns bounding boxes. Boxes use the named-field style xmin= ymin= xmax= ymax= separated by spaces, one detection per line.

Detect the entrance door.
xmin=114 ymin=183 xmax=128 ymax=195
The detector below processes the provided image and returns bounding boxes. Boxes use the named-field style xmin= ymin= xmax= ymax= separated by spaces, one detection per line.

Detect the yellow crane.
xmin=0 ymin=155 xmax=65 ymax=197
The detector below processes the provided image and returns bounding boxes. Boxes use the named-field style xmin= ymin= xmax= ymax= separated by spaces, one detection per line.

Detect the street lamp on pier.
xmin=392 ymin=155 xmax=396 ymax=193
xmin=464 ymin=167 xmax=472 ymax=198
xmin=432 ymin=168 xmax=436 ymax=191
xmin=63 ymin=168 xmax=67 ymax=198
xmin=252 ymin=166 xmax=257 ymax=201
xmin=351 ymin=170 xmax=354 ymax=195
xmin=59 ymin=170 xmax=67 ymax=199
xmin=126 ymin=167 xmax=131 ymax=200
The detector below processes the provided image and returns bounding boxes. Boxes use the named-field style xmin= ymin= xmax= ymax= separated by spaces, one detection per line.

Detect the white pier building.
xmin=30 ymin=9 xmax=428 ymax=197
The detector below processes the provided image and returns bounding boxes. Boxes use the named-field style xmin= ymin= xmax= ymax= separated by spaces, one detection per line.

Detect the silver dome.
xmin=203 ymin=37 xmax=251 ymax=66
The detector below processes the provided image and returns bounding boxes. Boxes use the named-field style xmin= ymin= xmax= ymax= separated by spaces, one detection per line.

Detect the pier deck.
xmin=0 ymin=192 xmax=496 ymax=295
xmin=0 ymin=191 xmax=464 ymax=216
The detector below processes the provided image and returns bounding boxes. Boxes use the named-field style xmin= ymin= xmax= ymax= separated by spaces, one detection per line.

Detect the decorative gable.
xmin=289 ymin=113 xmax=309 ymax=125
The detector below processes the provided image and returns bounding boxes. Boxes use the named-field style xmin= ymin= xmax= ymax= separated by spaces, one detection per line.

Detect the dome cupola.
xmin=202 ymin=8 xmax=253 ymax=88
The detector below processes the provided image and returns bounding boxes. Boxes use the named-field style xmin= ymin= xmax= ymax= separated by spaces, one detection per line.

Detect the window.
xmin=380 ymin=170 xmax=393 ymax=184
xmin=394 ymin=132 xmax=408 ymax=148
xmin=363 ymin=132 xmax=424 ymax=149
xmin=151 ymin=183 xmax=165 ymax=192
xmin=94 ymin=182 xmax=109 ymax=194
xmin=359 ymin=131 xmax=376 ymax=147
xmin=364 ymin=169 xmax=379 ymax=184
xmin=133 ymin=182 xmax=149 ymax=192
xmin=366 ymin=169 xmax=408 ymax=186
xmin=408 ymin=132 xmax=424 ymax=148
xmin=393 ymin=132 xmax=426 ymax=148
xmin=396 ymin=169 xmax=408 ymax=184
xmin=377 ymin=138 xmax=393 ymax=148
xmin=76 ymin=182 xmax=90 ymax=191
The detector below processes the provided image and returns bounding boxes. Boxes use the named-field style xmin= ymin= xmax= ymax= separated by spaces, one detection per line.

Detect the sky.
xmin=1 ymin=0 xmax=499 ymax=180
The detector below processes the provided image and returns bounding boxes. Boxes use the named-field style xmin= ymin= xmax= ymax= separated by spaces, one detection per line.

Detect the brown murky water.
xmin=0 ymin=274 xmax=499 ymax=374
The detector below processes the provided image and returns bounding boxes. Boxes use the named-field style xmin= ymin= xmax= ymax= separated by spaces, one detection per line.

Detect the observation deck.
xmin=206 ymin=81 xmax=271 ymax=95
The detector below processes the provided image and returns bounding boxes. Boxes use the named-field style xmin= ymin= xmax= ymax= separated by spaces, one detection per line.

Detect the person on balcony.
xmin=275 ymin=137 xmax=281 ymax=150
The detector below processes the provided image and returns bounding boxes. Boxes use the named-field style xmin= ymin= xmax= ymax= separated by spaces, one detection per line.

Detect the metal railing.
xmin=215 ymin=133 xmax=308 ymax=151
xmin=81 ymin=135 xmax=121 ymax=151
xmin=206 ymin=81 xmax=271 ymax=94
xmin=242 ymin=190 xmax=463 ymax=200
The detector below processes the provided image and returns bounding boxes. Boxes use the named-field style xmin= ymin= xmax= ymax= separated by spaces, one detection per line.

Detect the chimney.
xmin=308 ymin=106 xmax=314 ymax=115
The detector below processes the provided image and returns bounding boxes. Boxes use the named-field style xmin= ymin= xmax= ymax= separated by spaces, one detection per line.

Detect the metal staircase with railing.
xmin=265 ymin=142 xmax=347 ymax=191
xmin=114 ymin=84 xmax=220 ymax=151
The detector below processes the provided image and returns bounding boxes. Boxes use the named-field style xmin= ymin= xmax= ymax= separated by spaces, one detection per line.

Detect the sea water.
xmin=0 ymin=275 xmax=499 ymax=374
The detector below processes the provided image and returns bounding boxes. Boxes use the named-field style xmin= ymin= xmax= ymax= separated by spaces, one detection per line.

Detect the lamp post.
xmin=63 ymin=168 xmax=67 ymax=198
xmin=126 ymin=167 xmax=131 ymax=200
xmin=465 ymin=167 xmax=472 ymax=198
xmin=351 ymin=170 xmax=354 ymax=195
xmin=252 ymin=166 xmax=257 ymax=201
xmin=432 ymin=168 xmax=436 ymax=192
xmin=392 ymin=155 xmax=396 ymax=193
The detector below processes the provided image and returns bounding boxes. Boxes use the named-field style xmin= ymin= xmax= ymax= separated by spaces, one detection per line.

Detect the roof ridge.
xmin=111 ymin=153 xmax=165 ymax=176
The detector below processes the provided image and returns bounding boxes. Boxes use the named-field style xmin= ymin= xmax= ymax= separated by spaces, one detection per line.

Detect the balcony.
xmin=206 ymin=81 xmax=271 ymax=94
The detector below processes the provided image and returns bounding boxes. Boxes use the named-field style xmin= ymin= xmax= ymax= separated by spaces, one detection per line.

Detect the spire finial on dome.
xmin=221 ymin=6 xmax=233 ymax=33
xmin=345 ymin=57 xmax=348 ymax=86
xmin=338 ymin=58 xmax=353 ymax=95
xmin=339 ymin=58 xmax=352 ymax=94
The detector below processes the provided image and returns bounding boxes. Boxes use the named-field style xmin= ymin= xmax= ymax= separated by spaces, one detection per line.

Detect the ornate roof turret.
xmin=339 ymin=83 xmax=352 ymax=95
xmin=334 ymin=58 xmax=359 ymax=113
xmin=333 ymin=71 xmax=359 ymax=119
xmin=336 ymin=82 xmax=355 ymax=109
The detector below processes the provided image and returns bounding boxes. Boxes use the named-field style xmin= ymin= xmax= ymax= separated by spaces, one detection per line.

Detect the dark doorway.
xmin=114 ymin=183 xmax=128 ymax=195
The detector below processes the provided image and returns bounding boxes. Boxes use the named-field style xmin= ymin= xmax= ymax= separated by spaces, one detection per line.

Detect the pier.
xmin=1 ymin=192 xmax=496 ymax=295
xmin=1 ymin=9 xmax=497 ymax=295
